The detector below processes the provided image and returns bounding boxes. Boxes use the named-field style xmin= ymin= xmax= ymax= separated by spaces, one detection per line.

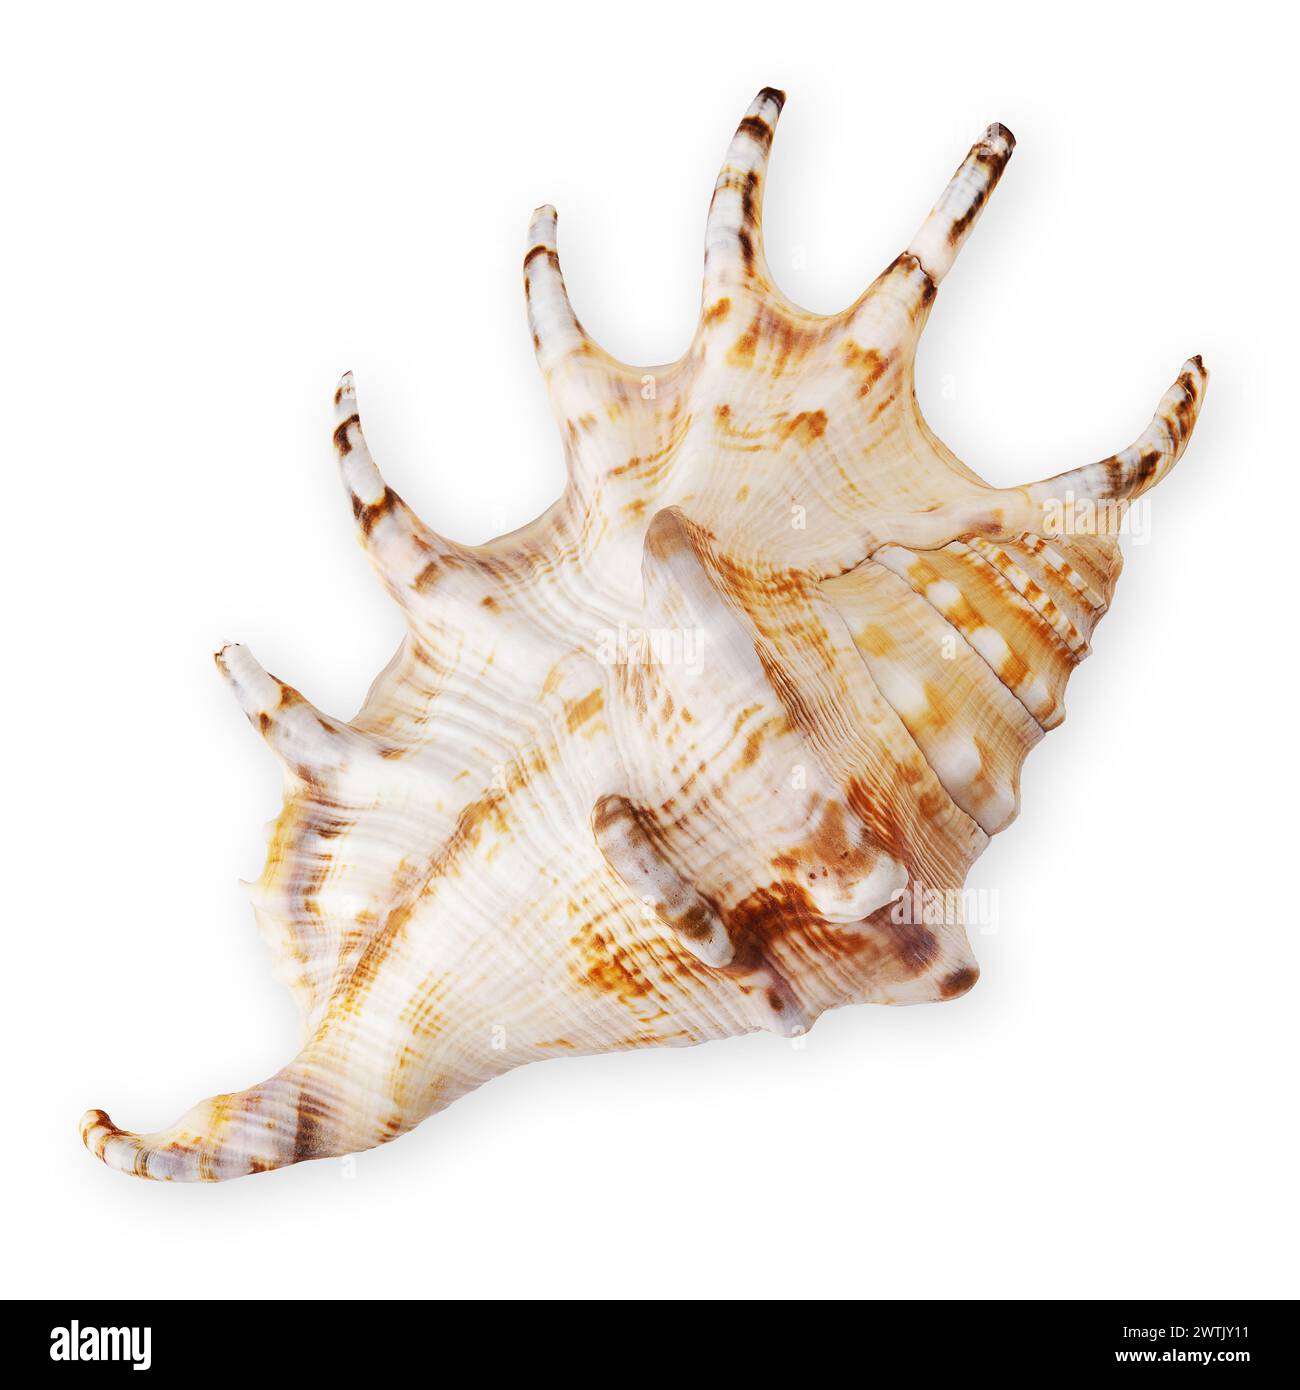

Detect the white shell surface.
xmin=81 ymin=89 xmax=1206 ymax=1181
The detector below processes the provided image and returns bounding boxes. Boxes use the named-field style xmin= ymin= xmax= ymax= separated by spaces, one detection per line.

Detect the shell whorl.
xmin=81 ymin=89 xmax=1206 ymax=1180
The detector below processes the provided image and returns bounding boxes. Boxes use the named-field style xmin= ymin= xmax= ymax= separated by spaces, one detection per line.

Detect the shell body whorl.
xmin=81 ymin=89 xmax=1207 ymax=1180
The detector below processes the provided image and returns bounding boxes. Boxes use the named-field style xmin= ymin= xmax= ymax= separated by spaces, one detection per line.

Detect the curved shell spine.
xmin=81 ymin=88 xmax=1206 ymax=1181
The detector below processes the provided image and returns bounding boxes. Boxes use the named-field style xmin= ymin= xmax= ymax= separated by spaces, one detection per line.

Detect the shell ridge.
xmin=81 ymin=89 xmax=1208 ymax=1179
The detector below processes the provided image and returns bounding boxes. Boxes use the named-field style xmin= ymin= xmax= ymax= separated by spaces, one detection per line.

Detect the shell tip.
xmin=987 ymin=121 xmax=1016 ymax=150
xmin=79 ymin=1107 xmax=121 ymax=1158
xmin=79 ymin=1107 xmax=108 ymax=1135
xmin=528 ymin=205 xmax=559 ymax=246
xmin=214 ymin=641 xmax=246 ymax=675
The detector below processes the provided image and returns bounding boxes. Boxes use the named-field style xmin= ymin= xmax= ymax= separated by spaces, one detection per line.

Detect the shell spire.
xmin=524 ymin=205 xmax=594 ymax=371
xmin=873 ymin=356 xmax=1208 ymax=552
xmin=333 ymin=373 xmax=456 ymax=607
xmin=79 ymin=1051 xmax=342 ymax=1182
xmin=215 ymin=643 xmax=364 ymax=779
xmin=906 ymin=122 xmax=1016 ymax=284
xmin=83 ymin=89 xmax=1208 ymax=1179
xmin=703 ymin=85 xmax=786 ymax=300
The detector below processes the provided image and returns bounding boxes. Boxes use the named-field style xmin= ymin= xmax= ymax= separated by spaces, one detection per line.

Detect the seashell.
xmin=81 ymin=88 xmax=1206 ymax=1181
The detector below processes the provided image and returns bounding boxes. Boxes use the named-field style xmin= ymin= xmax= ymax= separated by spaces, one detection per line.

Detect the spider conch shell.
xmin=82 ymin=89 xmax=1206 ymax=1180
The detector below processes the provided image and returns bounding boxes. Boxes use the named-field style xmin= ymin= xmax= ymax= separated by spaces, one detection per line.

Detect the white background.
xmin=3 ymin=0 xmax=1295 ymax=1300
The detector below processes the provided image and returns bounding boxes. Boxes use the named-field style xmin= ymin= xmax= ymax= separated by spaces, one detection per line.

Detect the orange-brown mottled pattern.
xmin=80 ymin=89 xmax=1206 ymax=1180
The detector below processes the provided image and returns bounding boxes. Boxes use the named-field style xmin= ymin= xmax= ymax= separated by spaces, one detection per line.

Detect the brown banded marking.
xmin=736 ymin=114 xmax=776 ymax=150
xmin=827 ymin=560 xmax=1043 ymax=836
xmin=703 ymin=87 xmax=786 ymax=299
xmin=963 ymin=536 xmax=1091 ymax=653
xmin=1014 ymin=532 xmax=1109 ymax=613
xmin=333 ymin=411 xmax=360 ymax=454
xmin=946 ymin=133 xmax=1015 ymax=246
xmin=906 ymin=123 xmax=1016 ymax=283
xmin=80 ymin=90 xmax=1206 ymax=1181
xmin=351 ymin=485 xmax=398 ymax=537
xmin=840 ymin=342 xmax=895 ymax=398
xmin=946 ymin=539 xmax=1086 ymax=660
xmin=938 ymin=964 xmax=980 ymax=999
xmin=727 ymin=301 xmax=828 ymax=374
xmin=872 ymin=545 xmax=1063 ymax=730
xmin=702 ymin=296 xmax=732 ymax=327
xmin=777 ymin=409 xmax=829 ymax=445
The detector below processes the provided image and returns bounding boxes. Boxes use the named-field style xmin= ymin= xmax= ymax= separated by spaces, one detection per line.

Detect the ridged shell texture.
xmin=81 ymin=88 xmax=1206 ymax=1180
